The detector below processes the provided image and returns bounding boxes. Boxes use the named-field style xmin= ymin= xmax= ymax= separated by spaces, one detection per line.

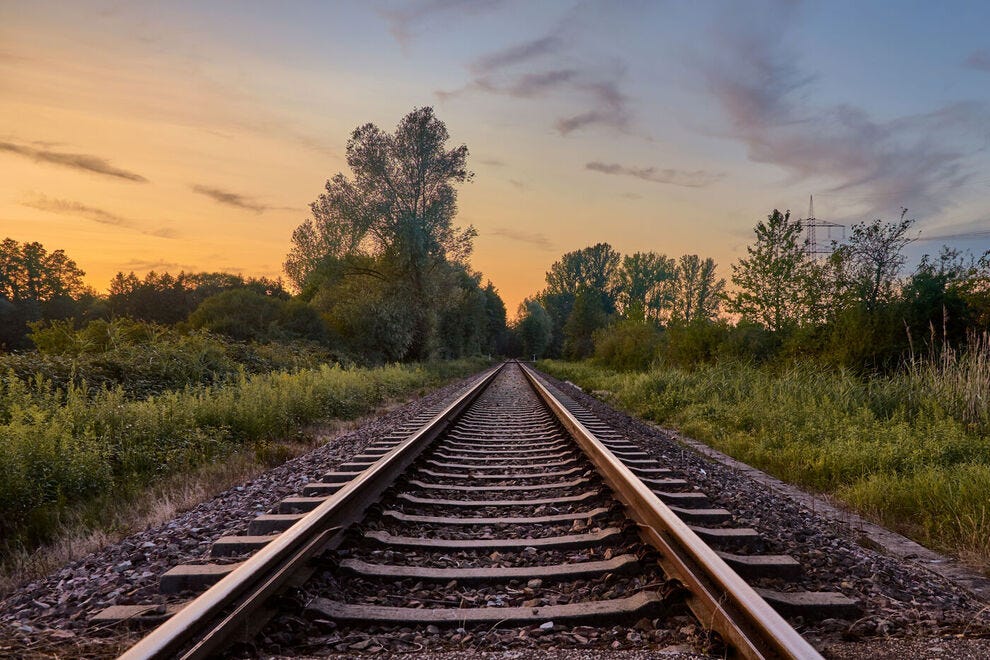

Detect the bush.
xmin=0 ymin=357 xmax=488 ymax=555
xmin=539 ymin=354 xmax=990 ymax=566
xmin=14 ymin=318 xmax=338 ymax=398
xmin=592 ymin=319 xmax=662 ymax=371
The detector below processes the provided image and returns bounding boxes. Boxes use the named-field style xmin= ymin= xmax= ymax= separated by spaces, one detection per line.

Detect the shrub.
xmin=592 ymin=319 xmax=662 ymax=371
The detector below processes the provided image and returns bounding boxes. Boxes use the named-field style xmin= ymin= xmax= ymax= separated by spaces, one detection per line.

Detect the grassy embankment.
xmin=0 ymin=349 xmax=488 ymax=591
xmin=540 ymin=348 xmax=990 ymax=570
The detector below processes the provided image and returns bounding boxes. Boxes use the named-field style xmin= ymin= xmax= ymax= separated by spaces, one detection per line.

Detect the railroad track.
xmin=103 ymin=361 xmax=858 ymax=658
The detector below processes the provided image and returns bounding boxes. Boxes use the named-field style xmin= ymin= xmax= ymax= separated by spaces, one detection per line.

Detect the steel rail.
xmin=520 ymin=363 xmax=823 ymax=660
xmin=118 ymin=363 xmax=504 ymax=660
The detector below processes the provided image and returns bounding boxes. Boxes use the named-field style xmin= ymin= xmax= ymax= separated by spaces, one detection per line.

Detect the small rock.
xmin=426 ymin=624 xmax=440 ymax=635
xmin=539 ymin=621 xmax=554 ymax=630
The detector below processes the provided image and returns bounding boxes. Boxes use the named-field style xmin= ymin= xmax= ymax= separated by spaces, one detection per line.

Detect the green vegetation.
xmin=0 ymin=352 xmax=488 ymax=558
xmin=540 ymin=349 xmax=990 ymax=568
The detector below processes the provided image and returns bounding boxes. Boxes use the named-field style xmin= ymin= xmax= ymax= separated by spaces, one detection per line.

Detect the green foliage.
xmin=17 ymin=318 xmax=336 ymax=398
xmin=562 ymin=289 xmax=610 ymax=359
xmin=671 ymin=254 xmax=724 ymax=323
xmin=514 ymin=298 xmax=552 ymax=359
xmin=592 ymin=319 xmax=662 ymax=371
xmin=0 ymin=238 xmax=93 ymax=350
xmin=540 ymin=352 xmax=990 ymax=564
xmin=107 ymin=270 xmax=289 ymax=326
xmin=284 ymin=107 xmax=503 ymax=363
xmin=726 ymin=209 xmax=813 ymax=333
xmin=618 ymin=252 xmax=677 ymax=322
xmin=0 ymin=357 xmax=487 ymax=554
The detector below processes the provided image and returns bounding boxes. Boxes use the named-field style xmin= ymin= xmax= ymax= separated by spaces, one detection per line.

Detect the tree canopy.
xmin=284 ymin=107 xmax=503 ymax=363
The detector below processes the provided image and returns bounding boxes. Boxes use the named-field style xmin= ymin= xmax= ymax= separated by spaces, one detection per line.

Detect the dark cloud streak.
xmin=470 ymin=36 xmax=561 ymax=74
xmin=586 ymin=161 xmax=723 ymax=188
xmin=22 ymin=194 xmax=177 ymax=238
xmin=0 ymin=141 xmax=148 ymax=182
xmin=191 ymin=185 xmax=267 ymax=213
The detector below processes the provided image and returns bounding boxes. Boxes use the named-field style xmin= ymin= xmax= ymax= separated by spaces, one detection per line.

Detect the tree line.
xmin=514 ymin=209 xmax=990 ymax=372
xmin=1 ymin=108 xmax=508 ymax=363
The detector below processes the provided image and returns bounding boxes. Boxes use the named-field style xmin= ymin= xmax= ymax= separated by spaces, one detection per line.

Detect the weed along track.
xmin=95 ymin=360 xmax=865 ymax=659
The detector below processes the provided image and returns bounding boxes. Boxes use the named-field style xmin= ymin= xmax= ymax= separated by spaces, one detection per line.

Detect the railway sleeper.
xmin=430 ymin=451 xmax=575 ymax=462
xmin=755 ymin=588 xmax=862 ymax=619
xmin=415 ymin=467 xmax=586 ymax=480
xmin=652 ymin=491 xmax=711 ymax=508
xmin=338 ymin=553 xmax=639 ymax=582
xmin=302 ymin=481 xmax=344 ymax=496
xmin=362 ymin=527 xmax=625 ymax=550
xmin=432 ymin=444 xmax=571 ymax=455
xmin=211 ymin=534 xmax=280 ymax=557
xmin=423 ymin=458 xmax=578 ymax=470
xmin=381 ymin=506 xmax=611 ymax=526
xmin=304 ymin=590 xmax=666 ymax=626
xmin=714 ymin=551 xmax=802 ymax=579
xmin=666 ymin=506 xmax=733 ymax=524
xmin=249 ymin=513 xmax=306 ymax=535
xmin=395 ymin=491 xmax=600 ymax=507
xmin=159 ymin=562 xmax=242 ymax=594
xmin=406 ymin=477 xmax=590 ymax=492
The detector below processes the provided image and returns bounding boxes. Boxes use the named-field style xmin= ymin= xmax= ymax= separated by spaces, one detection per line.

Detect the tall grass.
xmin=541 ymin=342 xmax=990 ymax=569
xmin=0 ymin=358 xmax=487 ymax=556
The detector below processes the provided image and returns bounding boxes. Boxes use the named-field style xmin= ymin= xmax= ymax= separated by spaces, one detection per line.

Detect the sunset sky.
xmin=3 ymin=1 xmax=990 ymax=314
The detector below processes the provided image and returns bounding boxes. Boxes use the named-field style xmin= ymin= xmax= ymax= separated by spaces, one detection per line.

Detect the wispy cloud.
xmin=507 ymin=179 xmax=529 ymax=191
xmin=477 ymin=157 xmax=507 ymax=167
xmin=699 ymin=6 xmax=990 ymax=219
xmin=191 ymin=185 xmax=273 ymax=213
xmin=0 ymin=141 xmax=148 ymax=182
xmin=437 ymin=69 xmax=576 ymax=102
xmin=383 ymin=0 xmax=505 ymax=48
xmin=22 ymin=194 xmax=177 ymax=238
xmin=586 ymin=161 xmax=723 ymax=188
xmin=964 ymin=49 xmax=990 ymax=72
xmin=436 ymin=9 xmax=638 ymax=137
xmin=555 ymin=79 xmax=631 ymax=135
xmin=489 ymin=227 xmax=553 ymax=250
xmin=470 ymin=36 xmax=562 ymax=74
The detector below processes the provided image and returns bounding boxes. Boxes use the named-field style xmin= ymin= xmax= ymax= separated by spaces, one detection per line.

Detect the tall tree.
xmin=515 ymin=298 xmax=552 ymax=359
xmin=0 ymin=238 xmax=85 ymax=303
xmin=562 ymin=288 xmax=610 ymax=358
xmin=285 ymin=107 xmax=477 ymax=360
xmin=539 ymin=243 xmax=621 ymax=355
xmin=618 ymin=251 xmax=677 ymax=322
xmin=833 ymin=210 xmax=915 ymax=312
xmin=673 ymin=254 xmax=724 ymax=323
xmin=0 ymin=238 xmax=88 ymax=350
xmin=726 ymin=210 xmax=813 ymax=333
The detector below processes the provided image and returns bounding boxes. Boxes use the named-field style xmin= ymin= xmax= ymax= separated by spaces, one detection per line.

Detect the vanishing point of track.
xmin=108 ymin=361 xmax=856 ymax=659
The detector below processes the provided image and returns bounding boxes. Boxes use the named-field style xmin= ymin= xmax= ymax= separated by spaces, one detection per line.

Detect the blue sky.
xmin=2 ymin=0 xmax=989 ymax=310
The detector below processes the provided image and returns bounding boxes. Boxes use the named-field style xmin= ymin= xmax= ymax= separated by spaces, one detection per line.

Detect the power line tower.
xmin=803 ymin=195 xmax=844 ymax=257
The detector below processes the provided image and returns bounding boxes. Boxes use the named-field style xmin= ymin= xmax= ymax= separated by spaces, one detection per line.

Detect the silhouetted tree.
xmin=0 ymin=238 xmax=88 ymax=349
